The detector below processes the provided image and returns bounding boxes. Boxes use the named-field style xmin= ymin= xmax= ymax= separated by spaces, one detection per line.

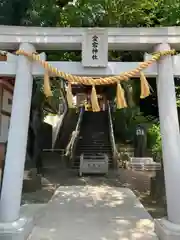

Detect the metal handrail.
xmin=52 ymin=88 xmax=68 ymax=149
xmin=107 ymin=102 xmax=119 ymax=168
xmin=70 ymin=107 xmax=84 ymax=158
xmin=65 ymin=107 xmax=84 ymax=158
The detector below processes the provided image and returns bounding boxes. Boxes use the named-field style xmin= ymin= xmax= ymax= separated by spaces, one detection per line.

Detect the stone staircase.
xmin=72 ymin=111 xmax=113 ymax=169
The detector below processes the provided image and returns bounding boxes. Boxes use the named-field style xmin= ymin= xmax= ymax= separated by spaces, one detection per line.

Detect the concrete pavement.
xmin=28 ymin=186 xmax=158 ymax=240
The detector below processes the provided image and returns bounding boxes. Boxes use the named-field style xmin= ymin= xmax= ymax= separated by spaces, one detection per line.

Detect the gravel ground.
xmin=21 ymin=155 xmax=165 ymax=218
xmin=0 ymin=154 xmax=165 ymax=218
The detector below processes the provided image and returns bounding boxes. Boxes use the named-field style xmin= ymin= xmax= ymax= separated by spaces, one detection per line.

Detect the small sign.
xmin=82 ymin=28 xmax=108 ymax=67
xmin=136 ymin=128 xmax=144 ymax=136
xmin=92 ymin=35 xmax=99 ymax=60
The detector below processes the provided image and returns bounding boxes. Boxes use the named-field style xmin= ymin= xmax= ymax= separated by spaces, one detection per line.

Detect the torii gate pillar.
xmin=0 ymin=43 xmax=35 ymax=239
xmin=155 ymin=43 xmax=180 ymax=239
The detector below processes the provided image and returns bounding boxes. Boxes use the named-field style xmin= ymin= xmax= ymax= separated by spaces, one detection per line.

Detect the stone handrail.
xmin=107 ymin=102 xmax=119 ymax=168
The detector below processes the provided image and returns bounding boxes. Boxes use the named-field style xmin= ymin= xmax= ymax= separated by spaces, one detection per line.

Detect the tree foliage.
xmin=0 ymin=0 xmax=31 ymax=25
xmin=1 ymin=0 xmax=180 ymax=27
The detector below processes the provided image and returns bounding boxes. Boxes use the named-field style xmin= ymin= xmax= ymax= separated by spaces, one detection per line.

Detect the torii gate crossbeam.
xmin=1 ymin=26 xmax=180 ymax=50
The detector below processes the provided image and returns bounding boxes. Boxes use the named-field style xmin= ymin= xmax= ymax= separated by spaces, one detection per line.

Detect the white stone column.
xmin=0 ymin=43 xmax=35 ymax=222
xmin=155 ymin=43 xmax=180 ymax=239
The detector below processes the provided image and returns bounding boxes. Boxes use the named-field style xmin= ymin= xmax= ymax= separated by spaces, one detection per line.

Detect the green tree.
xmin=0 ymin=0 xmax=31 ymax=25
xmin=59 ymin=0 xmax=155 ymax=27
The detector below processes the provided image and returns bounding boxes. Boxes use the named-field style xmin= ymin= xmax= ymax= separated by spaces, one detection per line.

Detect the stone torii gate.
xmin=0 ymin=26 xmax=180 ymax=239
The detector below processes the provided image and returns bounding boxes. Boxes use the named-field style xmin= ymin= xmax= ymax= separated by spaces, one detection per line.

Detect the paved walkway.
xmin=28 ymin=186 xmax=158 ymax=240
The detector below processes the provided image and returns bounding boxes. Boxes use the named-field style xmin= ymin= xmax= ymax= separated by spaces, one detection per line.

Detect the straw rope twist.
xmin=15 ymin=49 xmax=176 ymax=86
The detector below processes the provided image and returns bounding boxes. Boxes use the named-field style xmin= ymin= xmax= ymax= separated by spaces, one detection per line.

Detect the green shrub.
xmin=147 ymin=123 xmax=162 ymax=161
xmin=113 ymin=107 xmax=152 ymax=143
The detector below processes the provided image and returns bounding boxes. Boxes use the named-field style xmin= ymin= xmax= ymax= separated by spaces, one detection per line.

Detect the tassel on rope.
xmin=140 ymin=71 xmax=150 ymax=99
xmin=44 ymin=71 xmax=53 ymax=97
xmin=90 ymin=85 xmax=100 ymax=112
xmin=66 ymin=82 xmax=74 ymax=108
xmin=116 ymin=82 xmax=127 ymax=109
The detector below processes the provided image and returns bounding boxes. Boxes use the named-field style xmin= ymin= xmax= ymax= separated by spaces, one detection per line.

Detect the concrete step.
xmin=78 ymin=139 xmax=110 ymax=142
xmin=76 ymin=145 xmax=112 ymax=150
xmin=75 ymin=154 xmax=113 ymax=158
xmin=77 ymin=147 xmax=111 ymax=149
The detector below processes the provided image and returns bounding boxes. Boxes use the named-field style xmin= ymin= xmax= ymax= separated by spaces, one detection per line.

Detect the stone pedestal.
xmin=0 ymin=204 xmax=45 ymax=240
xmin=0 ymin=217 xmax=33 ymax=240
xmin=127 ymin=157 xmax=161 ymax=171
xmin=23 ymin=169 xmax=42 ymax=193
xmin=155 ymin=218 xmax=180 ymax=240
